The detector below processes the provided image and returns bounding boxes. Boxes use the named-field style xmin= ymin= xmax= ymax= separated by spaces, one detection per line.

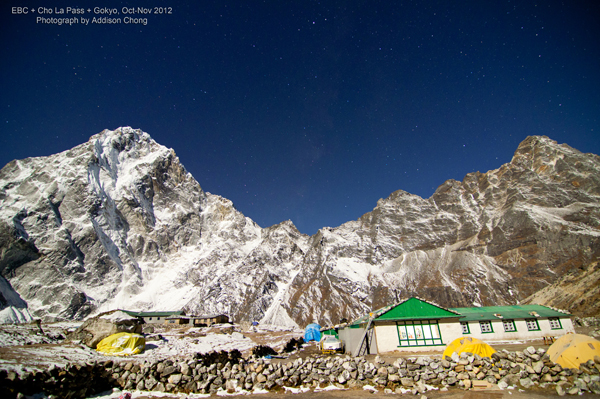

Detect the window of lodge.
xmin=549 ymin=318 xmax=562 ymax=330
xmin=460 ymin=322 xmax=470 ymax=334
xmin=502 ymin=319 xmax=516 ymax=332
xmin=480 ymin=321 xmax=493 ymax=333
xmin=396 ymin=320 xmax=444 ymax=347
xmin=526 ymin=318 xmax=540 ymax=331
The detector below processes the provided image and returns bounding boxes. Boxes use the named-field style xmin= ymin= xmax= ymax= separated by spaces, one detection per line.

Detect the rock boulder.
xmin=68 ymin=310 xmax=142 ymax=348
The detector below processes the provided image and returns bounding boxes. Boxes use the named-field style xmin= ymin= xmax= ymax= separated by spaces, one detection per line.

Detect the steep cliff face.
xmin=0 ymin=129 xmax=598 ymax=325
xmin=0 ymin=128 xmax=205 ymax=321
xmin=521 ymin=259 xmax=600 ymax=317
xmin=285 ymin=136 xmax=600 ymax=325
xmin=0 ymin=128 xmax=311 ymax=324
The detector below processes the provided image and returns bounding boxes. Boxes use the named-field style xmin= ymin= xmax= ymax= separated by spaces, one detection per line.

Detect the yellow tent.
xmin=547 ymin=334 xmax=600 ymax=369
xmin=443 ymin=336 xmax=496 ymax=359
xmin=96 ymin=332 xmax=146 ymax=356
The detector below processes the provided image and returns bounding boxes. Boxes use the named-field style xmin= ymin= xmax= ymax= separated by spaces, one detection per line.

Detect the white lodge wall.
xmin=375 ymin=319 xmax=463 ymax=353
xmin=354 ymin=298 xmax=576 ymax=355
xmin=374 ymin=321 xmax=400 ymax=353
xmin=439 ymin=320 xmax=463 ymax=346
xmin=460 ymin=317 xmax=575 ymax=342
xmin=373 ymin=317 xmax=574 ymax=354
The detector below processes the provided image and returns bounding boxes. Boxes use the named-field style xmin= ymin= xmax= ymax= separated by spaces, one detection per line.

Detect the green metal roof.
xmin=348 ymin=302 xmax=400 ymax=326
xmin=349 ymin=313 xmax=372 ymax=327
xmin=450 ymin=304 xmax=570 ymax=322
xmin=122 ymin=310 xmax=185 ymax=318
xmin=322 ymin=329 xmax=339 ymax=338
xmin=375 ymin=297 xmax=460 ymax=321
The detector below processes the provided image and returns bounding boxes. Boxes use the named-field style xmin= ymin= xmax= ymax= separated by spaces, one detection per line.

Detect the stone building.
xmin=193 ymin=314 xmax=230 ymax=327
xmin=122 ymin=310 xmax=186 ymax=324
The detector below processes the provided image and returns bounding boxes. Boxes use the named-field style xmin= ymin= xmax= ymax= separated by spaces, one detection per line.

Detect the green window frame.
xmin=396 ymin=320 xmax=444 ymax=347
xmin=548 ymin=318 xmax=562 ymax=330
xmin=479 ymin=320 xmax=494 ymax=333
xmin=502 ymin=319 xmax=517 ymax=332
xmin=525 ymin=318 xmax=540 ymax=331
xmin=460 ymin=322 xmax=470 ymax=334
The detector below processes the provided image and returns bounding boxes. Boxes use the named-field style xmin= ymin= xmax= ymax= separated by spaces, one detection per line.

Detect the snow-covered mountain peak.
xmin=0 ymin=129 xmax=599 ymax=325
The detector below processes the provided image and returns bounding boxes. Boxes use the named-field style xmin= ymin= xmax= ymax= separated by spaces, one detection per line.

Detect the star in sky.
xmin=1 ymin=1 xmax=599 ymax=235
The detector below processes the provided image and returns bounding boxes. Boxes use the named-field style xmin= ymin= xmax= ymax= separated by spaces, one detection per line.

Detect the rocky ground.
xmin=0 ymin=321 xmax=301 ymax=374
xmin=5 ymin=345 xmax=598 ymax=399
xmin=1 ymin=319 xmax=600 ymax=398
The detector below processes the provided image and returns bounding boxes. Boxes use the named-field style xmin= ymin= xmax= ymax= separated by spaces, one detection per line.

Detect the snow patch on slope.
xmin=334 ymin=258 xmax=381 ymax=282
xmin=260 ymin=268 xmax=300 ymax=328
xmin=0 ymin=306 xmax=33 ymax=324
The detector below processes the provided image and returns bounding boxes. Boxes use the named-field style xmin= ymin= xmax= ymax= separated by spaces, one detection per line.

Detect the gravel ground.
xmin=2 ymin=320 xmax=600 ymax=398
xmin=90 ymin=385 xmax=600 ymax=398
xmin=0 ymin=322 xmax=303 ymax=375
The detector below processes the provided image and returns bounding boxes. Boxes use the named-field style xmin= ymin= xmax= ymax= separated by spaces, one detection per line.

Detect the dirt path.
xmin=266 ymin=390 xmax=600 ymax=398
xmin=123 ymin=387 xmax=600 ymax=399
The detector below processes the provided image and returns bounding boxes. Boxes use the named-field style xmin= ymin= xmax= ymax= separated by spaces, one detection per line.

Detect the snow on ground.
xmin=0 ymin=322 xmax=68 ymax=347
xmin=87 ymin=385 xmax=275 ymax=398
xmin=143 ymin=328 xmax=256 ymax=359
xmin=0 ymin=342 xmax=99 ymax=374
xmin=89 ymin=391 xmax=211 ymax=399
xmin=0 ymin=322 xmax=303 ymax=377
xmin=0 ymin=322 xmax=305 ymax=398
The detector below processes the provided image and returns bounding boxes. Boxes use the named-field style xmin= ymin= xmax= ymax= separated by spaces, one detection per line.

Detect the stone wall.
xmin=0 ymin=362 xmax=115 ymax=399
xmin=2 ymin=347 xmax=600 ymax=398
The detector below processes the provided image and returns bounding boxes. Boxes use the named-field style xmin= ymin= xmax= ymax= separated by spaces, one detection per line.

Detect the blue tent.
xmin=304 ymin=323 xmax=321 ymax=342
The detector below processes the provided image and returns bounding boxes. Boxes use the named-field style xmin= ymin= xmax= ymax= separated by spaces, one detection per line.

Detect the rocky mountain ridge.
xmin=0 ymin=127 xmax=598 ymax=325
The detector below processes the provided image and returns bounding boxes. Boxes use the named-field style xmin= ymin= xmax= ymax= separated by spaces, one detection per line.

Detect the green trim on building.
xmin=460 ymin=321 xmax=471 ymax=335
xmin=376 ymin=297 xmax=460 ymax=321
xmin=348 ymin=302 xmax=400 ymax=327
xmin=349 ymin=314 xmax=371 ymax=327
xmin=479 ymin=320 xmax=494 ymax=334
xmin=450 ymin=304 xmax=570 ymax=322
xmin=549 ymin=317 xmax=563 ymax=330
xmin=525 ymin=318 xmax=541 ymax=331
xmin=502 ymin=319 xmax=518 ymax=333
xmin=396 ymin=320 xmax=444 ymax=347
xmin=345 ymin=298 xmax=572 ymax=346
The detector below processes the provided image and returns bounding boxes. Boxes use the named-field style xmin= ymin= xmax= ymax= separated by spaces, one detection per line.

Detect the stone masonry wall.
xmin=2 ymin=347 xmax=600 ymax=398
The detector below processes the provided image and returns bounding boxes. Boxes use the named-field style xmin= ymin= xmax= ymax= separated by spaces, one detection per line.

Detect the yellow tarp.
xmin=443 ymin=336 xmax=496 ymax=359
xmin=96 ymin=332 xmax=145 ymax=356
xmin=547 ymin=334 xmax=600 ymax=369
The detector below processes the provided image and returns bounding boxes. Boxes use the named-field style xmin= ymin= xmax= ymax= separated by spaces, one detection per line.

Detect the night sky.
xmin=2 ymin=1 xmax=599 ymax=235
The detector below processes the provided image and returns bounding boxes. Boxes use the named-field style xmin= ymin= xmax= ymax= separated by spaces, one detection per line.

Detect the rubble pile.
xmin=0 ymin=362 xmax=114 ymax=399
xmin=2 ymin=346 xmax=600 ymax=398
